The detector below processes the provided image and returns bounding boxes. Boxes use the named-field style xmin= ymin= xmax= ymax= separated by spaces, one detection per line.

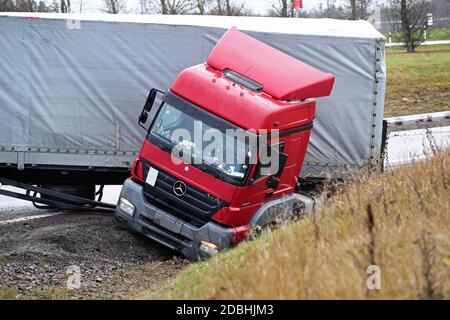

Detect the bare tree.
xmin=0 ymin=0 xmax=50 ymax=11
xmin=37 ymin=0 xmax=50 ymax=11
xmin=308 ymin=0 xmax=346 ymax=19
xmin=166 ymin=0 xmax=193 ymax=14
xmin=60 ymin=0 xmax=70 ymax=12
xmin=195 ymin=0 xmax=208 ymax=14
xmin=103 ymin=0 xmax=126 ymax=14
xmin=345 ymin=0 xmax=372 ymax=20
xmin=141 ymin=0 xmax=193 ymax=14
xmin=139 ymin=0 xmax=250 ymax=15
xmin=17 ymin=0 xmax=34 ymax=11
xmin=139 ymin=0 xmax=154 ymax=13
xmin=388 ymin=0 xmax=432 ymax=52
xmin=160 ymin=0 xmax=168 ymax=13
xmin=210 ymin=0 xmax=249 ymax=16
xmin=0 ymin=0 xmax=14 ymax=11
xmin=268 ymin=0 xmax=294 ymax=17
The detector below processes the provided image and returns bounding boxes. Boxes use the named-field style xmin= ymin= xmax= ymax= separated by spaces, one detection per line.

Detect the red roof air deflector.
xmin=207 ymin=27 xmax=335 ymax=100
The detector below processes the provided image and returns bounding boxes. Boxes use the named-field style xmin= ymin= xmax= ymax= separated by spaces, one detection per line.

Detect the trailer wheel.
xmin=38 ymin=185 xmax=96 ymax=209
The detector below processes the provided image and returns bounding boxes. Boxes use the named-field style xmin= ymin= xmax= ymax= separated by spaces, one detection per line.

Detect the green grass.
xmin=29 ymin=286 xmax=72 ymax=300
xmin=427 ymin=27 xmax=450 ymax=41
xmin=384 ymin=27 xmax=450 ymax=42
xmin=0 ymin=286 xmax=73 ymax=300
xmin=137 ymin=243 xmax=254 ymax=300
xmin=385 ymin=44 xmax=450 ymax=117
xmin=145 ymin=151 xmax=450 ymax=300
xmin=0 ymin=286 xmax=18 ymax=300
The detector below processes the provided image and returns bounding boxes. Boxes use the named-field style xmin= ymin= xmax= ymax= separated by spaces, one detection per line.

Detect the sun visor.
xmin=207 ymin=27 xmax=335 ymax=100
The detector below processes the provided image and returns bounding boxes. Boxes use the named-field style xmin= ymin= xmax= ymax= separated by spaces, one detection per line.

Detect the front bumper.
xmin=115 ymin=178 xmax=234 ymax=261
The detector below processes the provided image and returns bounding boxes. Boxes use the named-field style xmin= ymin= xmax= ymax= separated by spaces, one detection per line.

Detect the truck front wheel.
xmin=252 ymin=222 xmax=279 ymax=238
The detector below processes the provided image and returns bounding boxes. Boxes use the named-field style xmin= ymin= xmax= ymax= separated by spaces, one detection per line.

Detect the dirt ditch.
xmin=0 ymin=211 xmax=188 ymax=299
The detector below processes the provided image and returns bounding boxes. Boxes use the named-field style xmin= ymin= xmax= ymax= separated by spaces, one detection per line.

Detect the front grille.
xmin=140 ymin=159 xmax=228 ymax=227
xmin=139 ymin=214 xmax=191 ymax=247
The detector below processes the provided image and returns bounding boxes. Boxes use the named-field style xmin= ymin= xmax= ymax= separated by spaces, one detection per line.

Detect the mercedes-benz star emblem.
xmin=173 ymin=181 xmax=187 ymax=197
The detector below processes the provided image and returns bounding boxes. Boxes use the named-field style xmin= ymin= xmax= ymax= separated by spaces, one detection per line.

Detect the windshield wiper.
xmin=189 ymin=153 xmax=227 ymax=182
xmin=150 ymin=136 xmax=231 ymax=182
xmin=196 ymin=163 xmax=227 ymax=181
xmin=151 ymin=132 xmax=175 ymax=152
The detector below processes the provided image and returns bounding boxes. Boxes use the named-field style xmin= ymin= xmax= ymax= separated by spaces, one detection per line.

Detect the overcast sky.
xmin=65 ymin=0 xmax=324 ymax=15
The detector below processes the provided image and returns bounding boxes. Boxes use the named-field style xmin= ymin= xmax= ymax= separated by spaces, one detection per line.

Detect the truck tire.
xmin=258 ymin=222 xmax=280 ymax=237
xmin=248 ymin=222 xmax=279 ymax=240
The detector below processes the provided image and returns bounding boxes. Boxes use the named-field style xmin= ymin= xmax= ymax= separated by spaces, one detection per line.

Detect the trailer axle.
xmin=0 ymin=177 xmax=116 ymax=213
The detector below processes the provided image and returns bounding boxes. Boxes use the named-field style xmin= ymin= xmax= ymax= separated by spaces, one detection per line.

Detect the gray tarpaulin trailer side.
xmin=0 ymin=13 xmax=386 ymax=187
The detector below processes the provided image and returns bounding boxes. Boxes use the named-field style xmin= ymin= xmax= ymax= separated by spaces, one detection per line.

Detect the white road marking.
xmin=0 ymin=212 xmax=67 ymax=226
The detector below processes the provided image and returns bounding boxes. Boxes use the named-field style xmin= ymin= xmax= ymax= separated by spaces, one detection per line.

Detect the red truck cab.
xmin=115 ymin=27 xmax=335 ymax=261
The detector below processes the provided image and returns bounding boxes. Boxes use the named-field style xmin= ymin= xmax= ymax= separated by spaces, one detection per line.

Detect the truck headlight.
xmin=199 ymin=240 xmax=219 ymax=257
xmin=119 ymin=197 xmax=135 ymax=216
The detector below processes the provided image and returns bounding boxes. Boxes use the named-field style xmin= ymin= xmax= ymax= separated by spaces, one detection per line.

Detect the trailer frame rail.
xmin=0 ymin=177 xmax=116 ymax=213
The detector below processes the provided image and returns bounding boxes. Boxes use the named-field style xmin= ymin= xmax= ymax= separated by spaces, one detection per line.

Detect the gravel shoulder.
xmin=0 ymin=210 xmax=188 ymax=300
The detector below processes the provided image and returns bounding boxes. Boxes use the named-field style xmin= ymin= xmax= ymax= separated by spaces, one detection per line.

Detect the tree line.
xmin=136 ymin=0 xmax=374 ymax=18
xmin=0 ymin=0 xmax=75 ymax=12
xmin=1 ymin=0 xmax=447 ymax=52
xmin=0 ymin=0 xmax=400 ymax=19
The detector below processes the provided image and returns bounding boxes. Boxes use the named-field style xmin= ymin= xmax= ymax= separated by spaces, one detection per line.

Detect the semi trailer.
xmin=115 ymin=27 xmax=335 ymax=260
xmin=0 ymin=13 xmax=386 ymax=196
xmin=0 ymin=13 xmax=387 ymax=245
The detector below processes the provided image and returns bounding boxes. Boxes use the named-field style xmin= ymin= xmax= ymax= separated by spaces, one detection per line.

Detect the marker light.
xmin=119 ymin=197 xmax=135 ymax=216
xmin=199 ymin=240 xmax=219 ymax=257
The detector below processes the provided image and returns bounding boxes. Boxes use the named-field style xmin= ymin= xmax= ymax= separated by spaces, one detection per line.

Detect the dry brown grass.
xmin=152 ymin=150 xmax=450 ymax=300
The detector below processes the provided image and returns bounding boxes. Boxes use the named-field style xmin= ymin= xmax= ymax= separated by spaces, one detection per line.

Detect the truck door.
xmin=243 ymin=142 xmax=289 ymax=207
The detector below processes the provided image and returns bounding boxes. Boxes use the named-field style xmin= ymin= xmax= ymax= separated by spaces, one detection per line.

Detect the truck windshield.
xmin=147 ymin=92 xmax=254 ymax=185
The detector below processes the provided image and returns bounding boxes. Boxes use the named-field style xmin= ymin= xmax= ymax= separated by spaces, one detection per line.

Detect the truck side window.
xmin=253 ymin=142 xmax=286 ymax=181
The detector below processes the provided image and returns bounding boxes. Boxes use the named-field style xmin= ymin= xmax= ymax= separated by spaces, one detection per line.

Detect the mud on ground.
xmin=0 ymin=211 xmax=188 ymax=299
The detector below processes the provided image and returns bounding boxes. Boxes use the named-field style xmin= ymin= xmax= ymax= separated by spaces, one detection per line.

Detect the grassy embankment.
xmin=384 ymin=44 xmax=450 ymax=116
xmin=145 ymin=150 xmax=450 ymax=299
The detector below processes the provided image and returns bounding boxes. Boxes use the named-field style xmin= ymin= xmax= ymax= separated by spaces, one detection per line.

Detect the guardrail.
xmin=385 ymin=125 xmax=450 ymax=169
xmin=386 ymin=40 xmax=450 ymax=47
xmin=385 ymin=111 xmax=450 ymax=131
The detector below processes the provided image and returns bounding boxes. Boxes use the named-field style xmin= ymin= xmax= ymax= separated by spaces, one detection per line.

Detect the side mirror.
xmin=144 ymin=89 xmax=158 ymax=112
xmin=139 ymin=88 xmax=164 ymax=130
xmin=139 ymin=112 xmax=148 ymax=125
